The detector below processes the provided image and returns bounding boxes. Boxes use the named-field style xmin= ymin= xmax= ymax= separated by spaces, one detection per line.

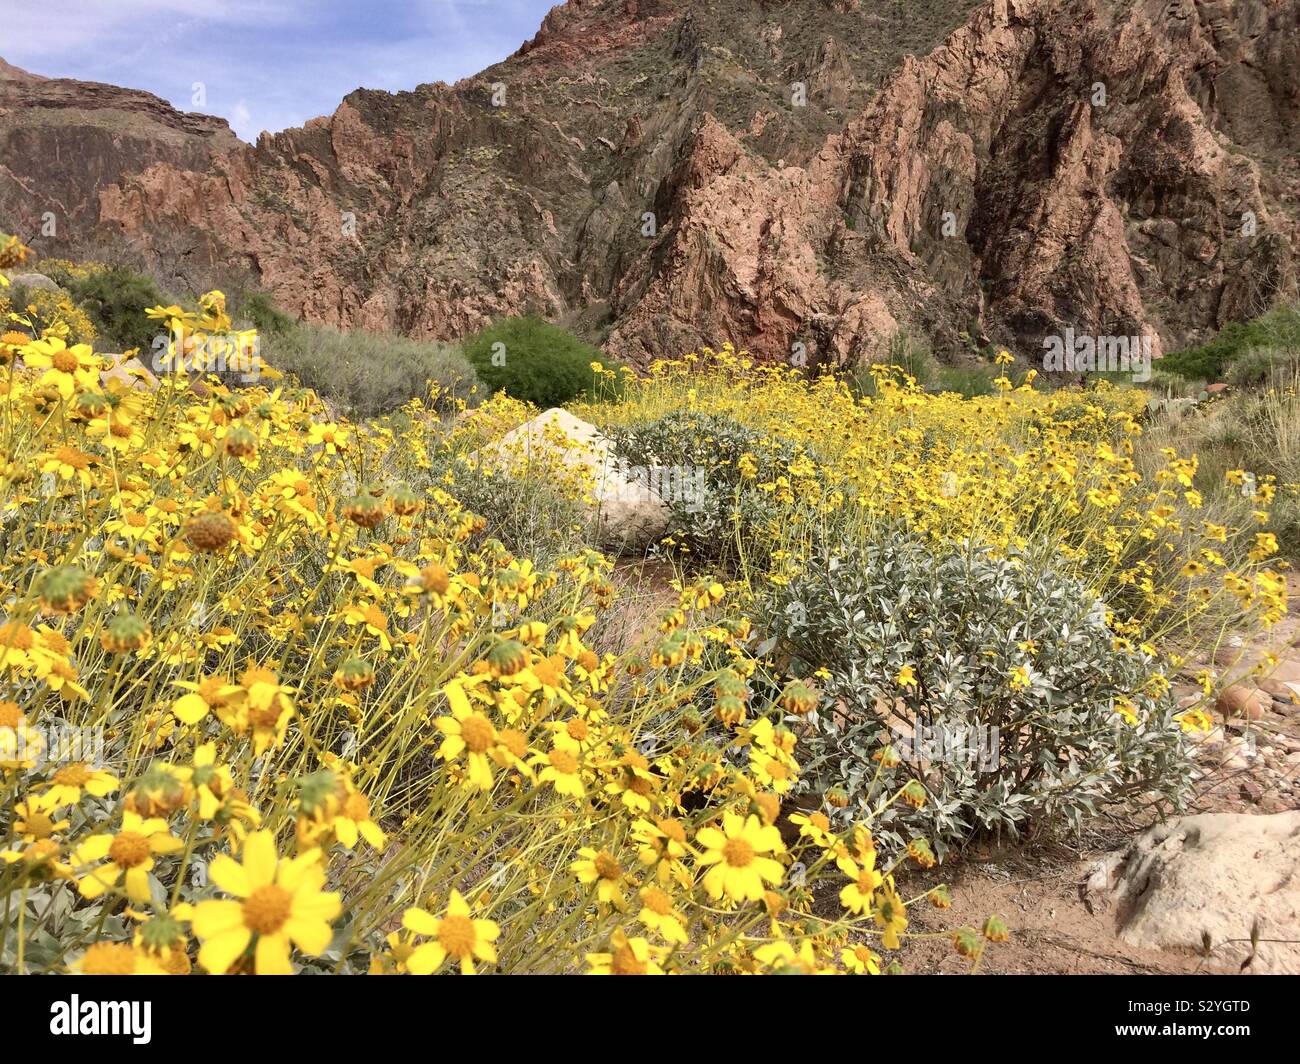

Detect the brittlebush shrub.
xmin=0 ymin=314 xmax=979 ymax=976
xmin=765 ymin=536 xmax=1195 ymax=857
xmin=610 ymin=411 xmax=800 ymax=568
xmin=1 ymin=285 xmax=97 ymax=344
xmin=463 ymin=315 xmax=617 ymax=407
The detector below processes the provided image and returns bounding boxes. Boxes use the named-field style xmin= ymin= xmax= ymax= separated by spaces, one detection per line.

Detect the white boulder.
xmin=475 ymin=408 xmax=670 ymax=550
xmin=1112 ymin=811 xmax=1300 ymax=973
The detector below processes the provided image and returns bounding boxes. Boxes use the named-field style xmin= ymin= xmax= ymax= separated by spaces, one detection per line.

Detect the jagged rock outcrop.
xmin=1 ymin=0 xmax=1296 ymax=366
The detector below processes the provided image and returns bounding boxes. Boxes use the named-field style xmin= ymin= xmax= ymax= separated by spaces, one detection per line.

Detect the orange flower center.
xmin=0 ymin=626 xmax=33 ymax=650
xmin=642 ymin=887 xmax=673 ymax=916
xmin=242 ymin=884 xmax=292 ymax=935
xmin=549 ymin=749 xmax=578 ymax=774
xmin=248 ymin=702 xmax=283 ymax=729
xmin=657 ymin=818 xmax=686 ymax=844
xmin=22 ymin=811 xmax=55 ymax=838
xmin=497 ymin=728 xmax=527 ymax=758
xmin=54 ymin=763 xmax=91 ymax=786
xmin=722 ymin=838 xmax=755 ymax=868
xmin=460 ymin=714 xmax=495 ymax=753
xmin=108 ymin=831 xmax=151 ymax=867
xmin=437 ymin=914 xmax=476 ymax=958
xmin=593 ymin=852 xmax=621 ymax=880
xmin=52 ymin=350 xmax=80 ymax=374
xmin=611 ymin=943 xmax=645 ymax=975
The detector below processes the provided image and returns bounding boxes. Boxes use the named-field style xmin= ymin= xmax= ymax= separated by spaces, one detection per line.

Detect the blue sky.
xmin=3 ymin=0 xmax=559 ymax=141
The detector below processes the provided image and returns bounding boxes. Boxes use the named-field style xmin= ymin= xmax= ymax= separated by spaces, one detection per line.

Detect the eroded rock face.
xmin=1 ymin=0 xmax=1296 ymax=365
xmin=1113 ymin=811 xmax=1300 ymax=973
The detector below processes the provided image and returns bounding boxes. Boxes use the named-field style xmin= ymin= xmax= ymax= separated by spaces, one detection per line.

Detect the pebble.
xmin=1216 ymin=684 xmax=1270 ymax=722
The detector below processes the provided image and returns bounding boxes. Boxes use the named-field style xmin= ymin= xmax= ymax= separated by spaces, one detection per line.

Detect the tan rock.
xmin=1215 ymin=684 xmax=1269 ymax=722
xmin=2 ymin=271 xmax=61 ymax=292
xmin=1113 ymin=811 xmax=1300 ymax=973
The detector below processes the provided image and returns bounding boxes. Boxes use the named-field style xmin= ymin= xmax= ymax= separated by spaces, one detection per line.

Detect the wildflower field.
xmin=0 ymin=258 xmax=1290 ymax=974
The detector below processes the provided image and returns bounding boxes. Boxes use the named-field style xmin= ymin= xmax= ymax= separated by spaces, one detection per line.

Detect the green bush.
xmin=1226 ymin=345 xmax=1300 ymax=389
xmin=235 ymin=290 xmax=296 ymax=337
xmin=933 ymin=364 xmax=999 ymax=397
xmin=445 ymin=463 xmax=589 ymax=567
xmin=64 ymin=265 xmax=164 ymax=353
xmin=610 ymin=411 xmax=800 ymax=570
xmin=462 ymin=316 xmax=614 ymax=407
xmin=1158 ymin=303 xmax=1300 ymax=381
xmin=0 ymin=283 xmax=99 ymax=344
xmin=260 ymin=322 xmax=478 ymax=418
xmin=764 ymin=535 xmax=1193 ymax=856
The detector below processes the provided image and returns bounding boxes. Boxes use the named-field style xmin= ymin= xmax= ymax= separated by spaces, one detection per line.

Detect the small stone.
xmin=1216 ymin=684 xmax=1269 ymax=722
xmin=1239 ymin=780 xmax=1264 ymax=802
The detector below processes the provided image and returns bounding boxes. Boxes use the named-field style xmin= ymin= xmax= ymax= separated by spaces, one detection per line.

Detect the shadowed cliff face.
xmin=1 ymin=0 xmax=1296 ymax=366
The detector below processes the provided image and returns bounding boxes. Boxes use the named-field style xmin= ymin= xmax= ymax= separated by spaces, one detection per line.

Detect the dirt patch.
xmin=896 ymin=835 xmax=1214 ymax=974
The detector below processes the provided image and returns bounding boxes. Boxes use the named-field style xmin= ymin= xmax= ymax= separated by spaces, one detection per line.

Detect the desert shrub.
xmin=847 ymin=332 xmax=938 ymax=396
xmin=1144 ymin=368 xmax=1206 ymax=397
xmin=933 ymin=363 xmax=999 ymax=396
xmin=445 ymin=459 xmax=590 ymax=565
xmin=1158 ymin=303 xmax=1300 ymax=381
xmin=1226 ymin=345 xmax=1300 ymax=389
xmin=260 ymin=321 xmax=478 ymax=417
xmin=610 ymin=411 xmax=801 ymax=569
xmin=63 ymin=264 xmax=164 ymax=353
xmin=0 ymin=232 xmax=31 ymax=269
xmin=1136 ymin=374 xmax=1300 ymax=561
xmin=24 ymin=258 xmax=104 ymax=290
xmin=764 ymin=535 xmax=1195 ymax=856
xmin=234 ymin=290 xmax=296 ymax=337
xmin=462 ymin=315 xmax=615 ymax=407
xmin=0 ymin=285 xmax=97 ymax=344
